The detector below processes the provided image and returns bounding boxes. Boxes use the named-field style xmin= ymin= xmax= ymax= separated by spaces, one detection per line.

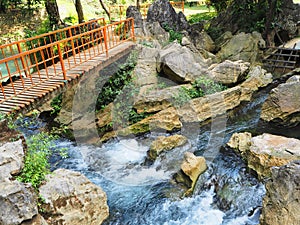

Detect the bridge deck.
xmin=0 ymin=41 xmax=135 ymax=114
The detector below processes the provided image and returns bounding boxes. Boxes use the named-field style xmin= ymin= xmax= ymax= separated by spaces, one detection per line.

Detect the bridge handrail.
xmin=0 ymin=18 xmax=106 ymax=51
xmin=0 ymin=18 xmax=134 ymax=99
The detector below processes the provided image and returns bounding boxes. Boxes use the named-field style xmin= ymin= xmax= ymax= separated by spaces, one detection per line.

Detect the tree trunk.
xmin=75 ymin=0 xmax=85 ymax=23
xmin=45 ymin=0 xmax=61 ymax=29
xmin=99 ymin=0 xmax=110 ymax=21
xmin=264 ymin=0 xmax=277 ymax=46
xmin=136 ymin=0 xmax=140 ymax=10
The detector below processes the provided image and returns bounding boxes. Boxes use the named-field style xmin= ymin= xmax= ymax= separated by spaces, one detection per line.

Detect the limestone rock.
xmin=118 ymin=107 xmax=182 ymax=136
xmin=21 ymin=214 xmax=48 ymax=225
xmin=96 ymin=103 xmax=113 ymax=128
xmin=227 ymin=132 xmax=300 ymax=178
xmin=216 ymin=32 xmax=265 ymax=63
xmin=149 ymin=135 xmax=188 ymax=160
xmin=260 ymin=75 xmax=300 ymax=127
xmin=177 ymin=86 xmax=242 ymax=123
xmin=132 ymin=46 xmax=159 ymax=88
xmin=142 ymin=22 xmax=170 ymax=45
xmin=260 ymin=160 xmax=300 ymax=225
xmin=126 ymin=6 xmax=143 ymax=28
xmin=208 ymin=60 xmax=250 ymax=85
xmin=147 ymin=0 xmax=190 ymax=32
xmin=189 ymin=30 xmax=215 ymax=52
xmin=133 ymin=84 xmax=192 ymax=113
xmin=157 ymin=42 xmax=209 ymax=83
xmin=175 ymin=152 xmax=207 ymax=195
xmin=240 ymin=66 xmax=273 ymax=101
xmin=0 ymin=139 xmax=25 ymax=181
xmin=0 ymin=180 xmax=38 ymax=225
xmin=227 ymin=132 xmax=252 ymax=158
xmin=39 ymin=169 xmax=109 ymax=225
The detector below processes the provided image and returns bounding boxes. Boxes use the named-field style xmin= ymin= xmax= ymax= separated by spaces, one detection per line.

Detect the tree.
xmin=75 ymin=0 xmax=84 ymax=23
xmin=45 ymin=0 xmax=61 ymax=29
xmin=98 ymin=0 xmax=110 ymax=21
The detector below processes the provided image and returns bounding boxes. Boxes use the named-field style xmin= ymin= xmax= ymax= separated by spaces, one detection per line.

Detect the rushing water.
xmin=18 ymin=83 xmax=300 ymax=225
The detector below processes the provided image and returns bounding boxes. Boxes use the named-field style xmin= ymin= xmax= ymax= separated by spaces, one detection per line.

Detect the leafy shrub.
xmin=188 ymin=12 xmax=217 ymax=24
xmin=50 ymin=93 xmax=63 ymax=115
xmin=96 ymin=51 xmax=138 ymax=110
xmin=162 ymin=24 xmax=183 ymax=43
xmin=17 ymin=132 xmax=67 ymax=189
xmin=184 ymin=76 xmax=227 ymax=98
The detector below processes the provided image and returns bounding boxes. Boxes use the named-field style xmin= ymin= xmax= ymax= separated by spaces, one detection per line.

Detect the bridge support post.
xmin=57 ymin=43 xmax=67 ymax=80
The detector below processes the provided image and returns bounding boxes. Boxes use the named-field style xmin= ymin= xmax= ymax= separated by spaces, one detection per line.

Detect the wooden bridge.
xmin=0 ymin=18 xmax=135 ymax=114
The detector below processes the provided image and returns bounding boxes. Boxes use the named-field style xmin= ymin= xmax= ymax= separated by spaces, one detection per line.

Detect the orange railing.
xmin=0 ymin=18 xmax=135 ymax=102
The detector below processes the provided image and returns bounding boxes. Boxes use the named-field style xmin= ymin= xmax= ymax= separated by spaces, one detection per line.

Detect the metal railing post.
xmin=17 ymin=42 xmax=29 ymax=77
xmin=68 ymin=28 xmax=77 ymax=64
xmin=103 ymin=26 xmax=109 ymax=57
xmin=57 ymin=43 xmax=67 ymax=80
xmin=182 ymin=1 xmax=184 ymax=13
xmin=131 ymin=18 xmax=135 ymax=41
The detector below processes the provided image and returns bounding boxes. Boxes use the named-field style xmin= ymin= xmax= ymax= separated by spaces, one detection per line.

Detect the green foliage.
xmin=208 ymin=0 xmax=229 ymax=13
xmin=17 ymin=132 xmax=68 ymax=189
xmin=184 ymin=76 xmax=227 ymax=98
xmin=188 ymin=12 xmax=217 ymax=24
xmin=173 ymin=77 xmax=226 ymax=107
xmin=63 ymin=15 xmax=77 ymax=25
xmin=50 ymin=93 xmax=63 ymax=115
xmin=162 ymin=24 xmax=183 ymax=43
xmin=172 ymin=88 xmax=192 ymax=107
xmin=96 ymin=51 xmax=138 ymax=110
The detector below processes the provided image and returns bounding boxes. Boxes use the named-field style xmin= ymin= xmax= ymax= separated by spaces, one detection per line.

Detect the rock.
xmin=21 ymin=214 xmax=48 ymax=225
xmin=174 ymin=152 xmax=207 ymax=195
xmin=0 ymin=139 xmax=25 ymax=181
xmin=227 ymin=132 xmax=252 ymax=158
xmin=240 ymin=65 xmax=273 ymax=101
xmin=126 ymin=6 xmax=143 ymax=29
xmin=208 ymin=60 xmax=250 ymax=86
xmin=216 ymin=32 xmax=265 ymax=63
xmin=177 ymin=86 xmax=242 ymax=123
xmin=118 ymin=107 xmax=182 ymax=136
xmin=260 ymin=160 xmax=300 ymax=225
xmin=260 ymin=75 xmax=300 ymax=127
xmin=189 ymin=30 xmax=215 ymax=52
xmin=142 ymin=22 xmax=170 ymax=45
xmin=39 ymin=169 xmax=109 ymax=225
xmin=157 ymin=42 xmax=209 ymax=83
xmin=148 ymin=135 xmax=188 ymax=160
xmin=96 ymin=103 xmax=113 ymax=128
xmin=0 ymin=180 xmax=38 ymax=225
xmin=227 ymin=133 xmax=300 ymax=178
xmin=214 ymin=31 xmax=233 ymax=51
xmin=133 ymin=84 xmax=192 ymax=113
xmin=132 ymin=46 xmax=160 ymax=89
xmin=147 ymin=0 xmax=190 ymax=32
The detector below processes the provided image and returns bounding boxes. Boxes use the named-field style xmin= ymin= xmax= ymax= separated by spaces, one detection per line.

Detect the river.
xmin=18 ymin=82 xmax=300 ymax=225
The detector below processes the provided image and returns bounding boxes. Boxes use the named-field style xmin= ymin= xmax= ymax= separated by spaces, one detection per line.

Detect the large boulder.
xmin=133 ymin=84 xmax=192 ymax=113
xmin=174 ymin=152 xmax=207 ymax=195
xmin=216 ymin=32 xmax=265 ymax=63
xmin=148 ymin=135 xmax=188 ymax=160
xmin=189 ymin=30 xmax=216 ymax=52
xmin=146 ymin=0 xmax=190 ymax=32
xmin=260 ymin=160 xmax=300 ymax=225
xmin=0 ymin=139 xmax=25 ymax=181
xmin=208 ymin=60 xmax=250 ymax=86
xmin=126 ymin=6 xmax=143 ymax=29
xmin=142 ymin=22 xmax=170 ymax=45
xmin=157 ymin=42 xmax=209 ymax=83
xmin=39 ymin=169 xmax=109 ymax=225
xmin=0 ymin=181 xmax=38 ymax=225
xmin=227 ymin=133 xmax=300 ymax=178
xmin=260 ymin=75 xmax=300 ymax=127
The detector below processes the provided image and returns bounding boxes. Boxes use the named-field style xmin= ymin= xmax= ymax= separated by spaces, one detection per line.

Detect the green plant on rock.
xmin=17 ymin=132 xmax=68 ymax=189
xmin=50 ymin=93 xmax=63 ymax=115
xmin=162 ymin=24 xmax=183 ymax=43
